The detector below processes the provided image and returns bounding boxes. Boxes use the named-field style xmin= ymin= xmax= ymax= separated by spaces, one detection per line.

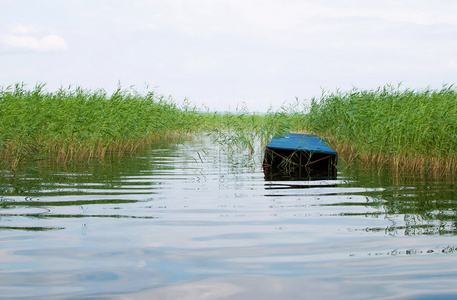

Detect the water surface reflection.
xmin=1 ymin=137 xmax=457 ymax=299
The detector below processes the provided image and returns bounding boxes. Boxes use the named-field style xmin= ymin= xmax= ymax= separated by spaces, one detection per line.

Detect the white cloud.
xmin=2 ymin=34 xmax=67 ymax=52
xmin=10 ymin=24 xmax=37 ymax=35
xmin=1 ymin=25 xmax=67 ymax=53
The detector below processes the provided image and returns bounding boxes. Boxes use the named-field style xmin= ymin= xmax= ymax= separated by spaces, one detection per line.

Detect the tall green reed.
xmin=8 ymin=82 xmax=453 ymax=176
xmin=306 ymin=84 xmax=457 ymax=175
xmin=0 ymin=83 xmax=206 ymax=169
xmin=208 ymin=104 xmax=304 ymax=155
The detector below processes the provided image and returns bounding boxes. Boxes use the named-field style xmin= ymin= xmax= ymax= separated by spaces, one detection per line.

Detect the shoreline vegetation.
xmin=1 ymin=83 xmax=456 ymax=176
xmin=307 ymin=84 xmax=457 ymax=176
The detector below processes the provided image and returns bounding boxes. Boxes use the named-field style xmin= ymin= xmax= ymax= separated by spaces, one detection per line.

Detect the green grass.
xmin=306 ymin=84 xmax=457 ymax=175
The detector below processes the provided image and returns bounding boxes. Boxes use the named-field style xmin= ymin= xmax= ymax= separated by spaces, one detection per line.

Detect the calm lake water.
xmin=1 ymin=136 xmax=457 ymax=299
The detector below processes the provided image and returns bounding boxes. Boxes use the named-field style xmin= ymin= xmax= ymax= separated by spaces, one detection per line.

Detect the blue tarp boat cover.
xmin=266 ymin=133 xmax=337 ymax=155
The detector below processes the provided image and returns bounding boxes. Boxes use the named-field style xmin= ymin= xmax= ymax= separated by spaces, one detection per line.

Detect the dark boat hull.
xmin=263 ymin=133 xmax=337 ymax=180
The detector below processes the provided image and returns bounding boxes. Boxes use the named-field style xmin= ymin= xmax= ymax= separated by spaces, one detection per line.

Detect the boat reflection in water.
xmin=263 ymin=133 xmax=337 ymax=181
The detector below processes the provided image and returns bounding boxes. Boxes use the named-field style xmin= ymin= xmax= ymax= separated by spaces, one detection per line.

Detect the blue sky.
xmin=1 ymin=0 xmax=457 ymax=111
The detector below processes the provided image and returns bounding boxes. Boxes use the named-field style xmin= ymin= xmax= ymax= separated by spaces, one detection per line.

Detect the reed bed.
xmin=0 ymin=83 xmax=206 ymax=169
xmin=209 ymin=108 xmax=305 ymax=155
xmin=0 ymin=83 xmax=297 ymax=170
xmin=3 ymin=82 xmax=456 ymax=176
xmin=305 ymin=84 xmax=457 ymax=175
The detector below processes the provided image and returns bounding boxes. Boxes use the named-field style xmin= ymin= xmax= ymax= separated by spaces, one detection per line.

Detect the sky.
xmin=1 ymin=0 xmax=457 ymax=112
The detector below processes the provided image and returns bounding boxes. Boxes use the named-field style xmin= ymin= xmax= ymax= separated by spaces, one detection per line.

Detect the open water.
xmin=1 ymin=136 xmax=457 ymax=299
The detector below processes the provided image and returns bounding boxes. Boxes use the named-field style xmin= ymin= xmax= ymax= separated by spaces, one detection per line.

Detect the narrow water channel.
xmin=1 ymin=136 xmax=457 ymax=299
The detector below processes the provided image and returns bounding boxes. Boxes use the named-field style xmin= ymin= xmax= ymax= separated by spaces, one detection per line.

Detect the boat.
xmin=263 ymin=133 xmax=337 ymax=180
